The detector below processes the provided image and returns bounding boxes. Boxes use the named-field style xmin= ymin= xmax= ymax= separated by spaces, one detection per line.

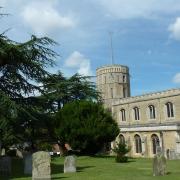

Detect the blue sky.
xmin=1 ymin=0 xmax=180 ymax=96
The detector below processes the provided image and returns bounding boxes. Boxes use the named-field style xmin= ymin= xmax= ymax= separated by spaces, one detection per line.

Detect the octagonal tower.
xmin=96 ymin=64 xmax=130 ymax=108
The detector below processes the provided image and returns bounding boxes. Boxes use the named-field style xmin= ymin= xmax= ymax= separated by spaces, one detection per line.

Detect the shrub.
xmin=112 ymin=142 xmax=130 ymax=163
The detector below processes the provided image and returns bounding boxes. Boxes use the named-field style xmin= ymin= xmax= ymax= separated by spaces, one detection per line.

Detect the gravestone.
xmin=0 ymin=141 xmax=1 ymax=154
xmin=32 ymin=151 xmax=51 ymax=180
xmin=0 ymin=156 xmax=11 ymax=177
xmin=169 ymin=149 xmax=176 ymax=160
xmin=1 ymin=148 xmax=5 ymax=156
xmin=153 ymin=147 xmax=166 ymax=176
xmin=24 ymin=154 xmax=32 ymax=175
xmin=64 ymin=155 xmax=76 ymax=173
xmin=16 ymin=149 xmax=23 ymax=159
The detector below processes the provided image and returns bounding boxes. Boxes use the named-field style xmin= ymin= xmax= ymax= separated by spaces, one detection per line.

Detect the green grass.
xmin=1 ymin=156 xmax=180 ymax=180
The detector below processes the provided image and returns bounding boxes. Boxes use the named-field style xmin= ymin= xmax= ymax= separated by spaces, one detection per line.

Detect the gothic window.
xmin=165 ymin=102 xmax=174 ymax=118
xmin=123 ymin=87 xmax=126 ymax=98
xmin=119 ymin=134 xmax=125 ymax=144
xmin=151 ymin=134 xmax=160 ymax=154
xmin=133 ymin=107 xmax=140 ymax=120
xmin=134 ymin=134 xmax=142 ymax=153
xmin=123 ymin=75 xmax=126 ymax=82
xmin=149 ymin=105 xmax=156 ymax=119
xmin=120 ymin=109 xmax=126 ymax=121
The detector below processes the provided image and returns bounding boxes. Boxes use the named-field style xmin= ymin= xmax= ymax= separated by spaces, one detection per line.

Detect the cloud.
xmin=65 ymin=51 xmax=93 ymax=76
xmin=95 ymin=0 xmax=180 ymax=19
xmin=21 ymin=1 xmax=76 ymax=35
xmin=173 ymin=73 xmax=180 ymax=83
xmin=168 ymin=17 xmax=180 ymax=40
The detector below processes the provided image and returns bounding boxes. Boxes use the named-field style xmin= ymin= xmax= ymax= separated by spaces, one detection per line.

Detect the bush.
xmin=112 ymin=142 xmax=130 ymax=163
xmin=37 ymin=142 xmax=52 ymax=151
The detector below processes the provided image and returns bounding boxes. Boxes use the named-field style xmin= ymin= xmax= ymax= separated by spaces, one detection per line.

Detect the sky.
xmin=1 ymin=0 xmax=180 ymax=96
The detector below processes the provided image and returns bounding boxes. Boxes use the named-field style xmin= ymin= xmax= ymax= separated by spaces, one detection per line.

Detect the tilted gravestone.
xmin=32 ymin=151 xmax=51 ymax=180
xmin=153 ymin=146 xmax=166 ymax=176
xmin=24 ymin=154 xmax=32 ymax=175
xmin=64 ymin=155 xmax=76 ymax=173
xmin=0 ymin=156 xmax=11 ymax=177
xmin=169 ymin=149 xmax=176 ymax=160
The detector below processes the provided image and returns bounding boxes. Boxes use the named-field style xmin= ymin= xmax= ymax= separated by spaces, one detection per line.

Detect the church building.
xmin=96 ymin=64 xmax=180 ymax=158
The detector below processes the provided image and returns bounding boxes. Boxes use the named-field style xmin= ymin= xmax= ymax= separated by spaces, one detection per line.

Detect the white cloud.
xmin=21 ymin=1 xmax=76 ymax=35
xmin=168 ymin=17 xmax=180 ymax=40
xmin=65 ymin=51 xmax=93 ymax=76
xmin=96 ymin=0 xmax=180 ymax=19
xmin=173 ymin=73 xmax=180 ymax=83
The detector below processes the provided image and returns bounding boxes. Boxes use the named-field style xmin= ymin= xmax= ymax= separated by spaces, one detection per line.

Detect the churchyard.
xmin=0 ymin=155 xmax=180 ymax=180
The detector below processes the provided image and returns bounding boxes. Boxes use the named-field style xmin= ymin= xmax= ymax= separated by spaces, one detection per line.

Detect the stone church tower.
xmin=96 ymin=64 xmax=131 ymax=108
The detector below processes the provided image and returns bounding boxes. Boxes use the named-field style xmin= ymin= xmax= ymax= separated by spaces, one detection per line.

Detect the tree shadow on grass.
xmin=77 ymin=165 xmax=95 ymax=172
xmin=51 ymin=162 xmax=94 ymax=173
xmin=92 ymin=155 xmax=136 ymax=163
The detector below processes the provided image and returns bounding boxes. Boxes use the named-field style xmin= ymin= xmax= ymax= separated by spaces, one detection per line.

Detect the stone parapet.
xmin=113 ymin=88 xmax=180 ymax=106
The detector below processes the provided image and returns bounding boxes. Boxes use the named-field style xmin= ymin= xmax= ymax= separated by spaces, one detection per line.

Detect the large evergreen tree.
xmin=42 ymin=72 xmax=99 ymax=111
xmin=55 ymin=100 xmax=119 ymax=155
xmin=0 ymin=33 xmax=58 ymax=149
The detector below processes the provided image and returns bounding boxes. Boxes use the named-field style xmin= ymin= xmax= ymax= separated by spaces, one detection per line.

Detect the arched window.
xmin=151 ymin=134 xmax=160 ymax=154
xmin=133 ymin=107 xmax=140 ymax=120
xmin=123 ymin=87 xmax=126 ymax=98
xmin=123 ymin=75 xmax=126 ymax=82
xmin=119 ymin=134 xmax=125 ymax=144
xmin=120 ymin=109 xmax=126 ymax=121
xmin=134 ymin=134 xmax=142 ymax=153
xmin=165 ymin=102 xmax=174 ymax=118
xmin=110 ymin=88 xmax=113 ymax=98
xmin=149 ymin=105 xmax=156 ymax=119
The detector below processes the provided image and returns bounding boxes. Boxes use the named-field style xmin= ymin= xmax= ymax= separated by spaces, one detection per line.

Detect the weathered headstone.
xmin=169 ymin=149 xmax=176 ymax=160
xmin=64 ymin=155 xmax=76 ymax=173
xmin=0 ymin=156 xmax=11 ymax=177
xmin=1 ymin=148 xmax=5 ymax=156
xmin=0 ymin=141 xmax=1 ymax=154
xmin=16 ymin=149 xmax=23 ymax=159
xmin=24 ymin=154 xmax=32 ymax=175
xmin=32 ymin=151 xmax=51 ymax=180
xmin=153 ymin=147 xmax=166 ymax=176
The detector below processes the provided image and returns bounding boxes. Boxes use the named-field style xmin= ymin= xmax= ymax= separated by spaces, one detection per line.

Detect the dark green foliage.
xmin=0 ymin=32 xmax=57 ymax=148
xmin=42 ymin=72 xmax=100 ymax=111
xmin=55 ymin=100 xmax=119 ymax=155
xmin=0 ymin=34 xmax=57 ymax=98
xmin=112 ymin=142 xmax=130 ymax=163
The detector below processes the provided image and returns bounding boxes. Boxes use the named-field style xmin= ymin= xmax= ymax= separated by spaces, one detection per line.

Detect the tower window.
xmin=149 ymin=105 xmax=156 ymax=119
xmin=111 ymin=88 xmax=113 ymax=98
xmin=133 ymin=107 xmax=140 ymax=120
xmin=123 ymin=87 xmax=126 ymax=98
xmin=123 ymin=75 xmax=126 ymax=82
xmin=120 ymin=109 xmax=126 ymax=121
xmin=165 ymin=102 xmax=174 ymax=118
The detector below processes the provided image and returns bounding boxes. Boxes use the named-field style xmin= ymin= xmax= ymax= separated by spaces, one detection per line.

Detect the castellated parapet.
xmin=96 ymin=64 xmax=131 ymax=108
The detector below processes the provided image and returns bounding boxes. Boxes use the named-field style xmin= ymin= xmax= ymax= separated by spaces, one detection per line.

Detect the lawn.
xmin=1 ymin=156 xmax=180 ymax=180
